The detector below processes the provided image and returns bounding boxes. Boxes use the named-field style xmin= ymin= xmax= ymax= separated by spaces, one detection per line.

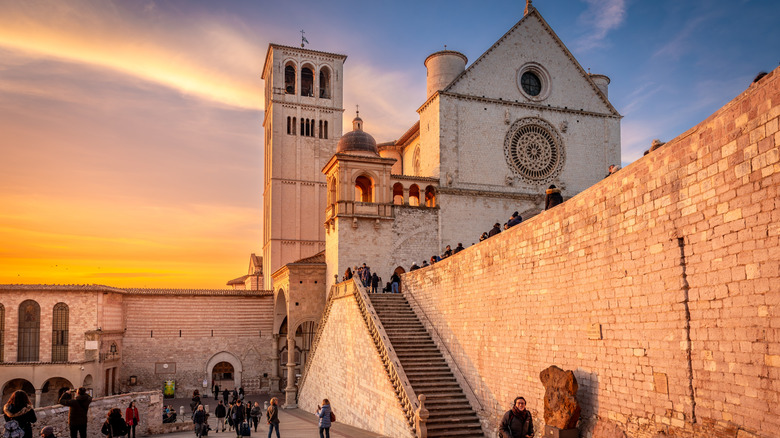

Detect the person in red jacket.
xmin=125 ymin=401 xmax=140 ymax=438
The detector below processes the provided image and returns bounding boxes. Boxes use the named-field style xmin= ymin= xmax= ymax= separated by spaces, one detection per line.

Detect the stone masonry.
xmin=400 ymin=68 xmax=780 ymax=437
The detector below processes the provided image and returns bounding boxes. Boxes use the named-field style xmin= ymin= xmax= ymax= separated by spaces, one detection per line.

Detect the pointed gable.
xmin=444 ymin=8 xmax=619 ymax=116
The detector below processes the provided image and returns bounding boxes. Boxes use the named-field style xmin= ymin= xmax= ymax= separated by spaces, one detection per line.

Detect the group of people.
xmin=2 ymin=388 xmax=140 ymax=438
xmin=342 ymin=263 xmax=383 ymax=293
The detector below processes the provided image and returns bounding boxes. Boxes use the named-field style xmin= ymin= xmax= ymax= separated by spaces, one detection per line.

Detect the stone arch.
xmin=40 ymin=376 xmax=73 ymax=407
xmin=273 ymin=289 xmax=288 ymax=335
xmin=354 ymin=174 xmax=374 ymax=203
xmin=409 ymin=184 xmax=420 ymax=206
xmin=424 ymin=185 xmax=436 ymax=207
xmin=18 ymin=299 xmax=41 ymax=362
xmin=284 ymin=61 xmax=296 ymax=94
xmin=319 ymin=65 xmax=331 ymax=99
xmin=392 ymin=182 xmax=404 ymax=205
xmin=2 ymin=379 xmax=35 ymax=406
xmin=83 ymin=374 xmax=93 ymax=388
xmin=205 ymin=351 xmax=243 ymax=393
xmin=300 ymin=63 xmax=315 ymax=97
xmin=394 ymin=266 xmax=406 ymax=294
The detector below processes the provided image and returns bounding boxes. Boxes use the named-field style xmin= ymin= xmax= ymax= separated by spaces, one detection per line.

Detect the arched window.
xmin=324 ymin=121 xmax=328 ymax=139
xmin=355 ymin=175 xmax=373 ymax=202
xmin=0 ymin=304 xmax=4 ymax=362
xmin=413 ymin=147 xmax=421 ymax=176
xmin=328 ymin=177 xmax=337 ymax=206
xmin=425 ymin=186 xmax=436 ymax=207
xmin=18 ymin=300 xmax=40 ymax=362
xmin=52 ymin=303 xmax=69 ymax=362
xmin=292 ymin=117 xmax=297 ymax=135
xmin=300 ymin=118 xmax=305 ymax=136
xmin=393 ymin=183 xmax=404 ymax=205
xmin=310 ymin=119 xmax=315 ymax=137
xmin=319 ymin=67 xmax=331 ymax=99
xmin=287 ymin=116 xmax=291 ymax=135
xmin=305 ymin=119 xmax=311 ymax=137
xmin=284 ymin=64 xmax=296 ymax=94
xmin=409 ymin=184 xmax=420 ymax=206
xmin=301 ymin=66 xmax=314 ymax=97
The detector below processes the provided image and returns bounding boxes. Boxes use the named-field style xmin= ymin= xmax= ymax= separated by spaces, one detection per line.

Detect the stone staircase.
xmin=369 ymin=294 xmax=484 ymax=438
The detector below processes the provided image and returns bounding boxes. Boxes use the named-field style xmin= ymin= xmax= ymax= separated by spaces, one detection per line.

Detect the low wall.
xmin=0 ymin=391 xmax=164 ymax=438
xmin=402 ymin=68 xmax=779 ymax=438
xmin=297 ymin=281 xmax=413 ymax=438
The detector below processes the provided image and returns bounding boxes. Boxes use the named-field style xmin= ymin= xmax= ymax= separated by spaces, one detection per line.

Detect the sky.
xmin=0 ymin=0 xmax=777 ymax=288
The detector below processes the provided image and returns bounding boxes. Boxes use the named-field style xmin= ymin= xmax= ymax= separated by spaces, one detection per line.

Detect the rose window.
xmin=504 ymin=118 xmax=564 ymax=183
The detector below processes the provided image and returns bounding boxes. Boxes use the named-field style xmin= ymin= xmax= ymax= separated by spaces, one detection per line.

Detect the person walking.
xmin=101 ymin=408 xmax=129 ymax=438
xmin=192 ymin=405 xmax=206 ymax=438
xmin=545 ymin=185 xmax=563 ymax=210
xmin=316 ymin=399 xmax=332 ymax=438
xmin=58 ymin=387 xmax=92 ymax=438
xmin=370 ymin=273 xmax=379 ymax=293
xmin=213 ymin=384 xmax=220 ymax=400
xmin=498 ymin=396 xmax=534 ymax=438
xmin=232 ymin=399 xmax=245 ymax=438
xmin=249 ymin=402 xmax=260 ymax=432
xmin=222 ymin=389 xmax=229 ymax=405
xmin=124 ymin=401 xmax=140 ymax=438
xmin=3 ymin=390 xmax=37 ymax=438
xmin=215 ymin=400 xmax=227 ymax=432
xmin=390 ymin=272 xmax=400 ymax=294
xmin=190 ymin=391 xmax=201 ymax=414
xmin=265 ymin=398 xmax=280 ymax=438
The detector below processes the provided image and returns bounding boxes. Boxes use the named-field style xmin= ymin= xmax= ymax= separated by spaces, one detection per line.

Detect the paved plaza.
xmin=155 ymin=396 xmax=383 ymax=438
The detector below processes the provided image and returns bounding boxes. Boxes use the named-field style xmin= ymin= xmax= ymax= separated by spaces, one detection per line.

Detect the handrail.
xmin=403 ymin=282 xmax=485 ymax=414
xmin=351 ymin=280 xmax=419 ymax=430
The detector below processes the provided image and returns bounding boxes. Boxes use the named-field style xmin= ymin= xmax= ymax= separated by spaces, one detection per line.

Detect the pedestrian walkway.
xmin=154 ymin=397 xmax=384 ymax=438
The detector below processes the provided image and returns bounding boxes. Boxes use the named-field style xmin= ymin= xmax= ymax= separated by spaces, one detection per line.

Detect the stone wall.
xmin=122 ymin=293 xmax=275 ymax=396
xmin=0 ymin=391 xmax=164 ymax=438
xmin=401 ymin=69 xmax=779 ymax=438
xmin=297 ymin=287 xmax=413 ymax=438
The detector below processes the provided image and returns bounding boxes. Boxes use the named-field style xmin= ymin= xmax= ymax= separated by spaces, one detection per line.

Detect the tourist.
xmin=250 ymin=402 xmax=261 ymax=432
xmin=124 ymin=401 xmax=140 ymax=438
xmin=266 ymin=398 xmax=280 ymax=438
xmin=390 ymin=272 xmax=401 ymax=294
xmin=222 ymin=389 xmax=229 ymax=405
xmin=370 ymin=273 xmax=379 ymax=293
xmin=442 ymin=245 xmax=453 ymax=259
xmin=213 ymin=383 xmax=219 ymax=400
xmin=498 ymin=396 xmax=534 ymax=438
xmin=479 ymin=232 xmax=488 ymax=242
xmin=545 ymin=185 xmax=563 ymax=210
xmin=453 ymin=243 xmax=465 ymax=254
xmin=58 ymin=387 xmax=91 ymax=438
xmin=316 ymin=399 xmax=332 ymax=438
xmin=245 ymin=402 xmax=252 ymax=430
xmin=343 ymin=267 xmax=353 ymax=281
xmin=239 ymin=387 xmax=245 ymax=400
xmin=40 ymin=426 xmax=56 ymax=438
xmin=507 ymin=212 xmax=522 ymax=228
xmin=215 ymin=400 xmax=227 ymax=432
xmin=231 ymin=389 xmax=238 ymax=404
xmin=232 ymin=399 xmax=245 ymax=438
xmin=3 ymin=390 xmax=37 ymax=438
xmin=191 ymin=405 xmax=206 ymax=438
xmin=605 ymin=164 xmax=617 ymax=178
xmin=421 ymin=260 xmax=429 ymax=267
xmin=190 ymin=390 xmax=201 ymax=414
xmin=226 ymin=402 xmax=234 ymax=431
xmin=410 ymin=262 xmax=420 ymax=271
xmin=101 ymin=408 xmax=129 ymax=438
xmin=488 ymin=223 xmax=502 ymax=237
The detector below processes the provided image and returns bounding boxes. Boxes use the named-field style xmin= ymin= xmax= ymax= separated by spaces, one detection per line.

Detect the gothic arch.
xmin=273 ymin=289 xmax=288 ymax=335
xmin=205 ymin=351 xmax=243 ymax=392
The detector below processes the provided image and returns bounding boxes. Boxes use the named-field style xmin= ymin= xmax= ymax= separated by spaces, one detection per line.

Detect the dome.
xmin=337 ymin=114 xmax=378 ymax=155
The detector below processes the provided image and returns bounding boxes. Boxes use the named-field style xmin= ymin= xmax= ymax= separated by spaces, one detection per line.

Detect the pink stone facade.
xmin=400 ymin=69 xmax=779 ymax=437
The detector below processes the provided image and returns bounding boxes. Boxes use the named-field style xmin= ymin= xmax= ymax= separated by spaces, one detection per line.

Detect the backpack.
xmin=3 ymin=420 xmax=24 ymax=438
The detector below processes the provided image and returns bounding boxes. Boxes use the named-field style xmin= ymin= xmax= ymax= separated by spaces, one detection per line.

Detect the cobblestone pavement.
xmin=153 ymin=396 xmax=384 ymax=438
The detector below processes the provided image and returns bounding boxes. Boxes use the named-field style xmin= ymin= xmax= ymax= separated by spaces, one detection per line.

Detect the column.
xmin=34 ymin=388 xmax=42 ymax=408
xmin=283 ymin=335 xmax=297 ymax=408
xmin=270 ymin=335 xmax=281 ymax=395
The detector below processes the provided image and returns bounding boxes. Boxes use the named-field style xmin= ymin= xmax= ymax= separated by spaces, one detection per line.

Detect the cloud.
xmin=0 ymin=0 xmax=265 ymax=110
xmin=575 ymin=0 xmax=626 ymax=51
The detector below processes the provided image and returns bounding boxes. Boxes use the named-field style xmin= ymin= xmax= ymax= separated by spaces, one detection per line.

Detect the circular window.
xmin=520 ymin=72 xmax=541 ymax=96
xmin=516 ymin=62 xmax=551 ymax=101
xmin=504 ymin=118 xmax=564 ymax=184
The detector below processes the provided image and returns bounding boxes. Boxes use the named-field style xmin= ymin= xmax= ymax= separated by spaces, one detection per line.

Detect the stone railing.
xmin=351 ymin=280 xmax=419 ymax=431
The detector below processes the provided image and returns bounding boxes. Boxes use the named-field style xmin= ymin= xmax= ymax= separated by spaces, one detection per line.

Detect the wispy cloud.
xmin=0 ymin=0 xmax=264 ymax=110
xmin=575 ymin=0 xmax=626 ymax=51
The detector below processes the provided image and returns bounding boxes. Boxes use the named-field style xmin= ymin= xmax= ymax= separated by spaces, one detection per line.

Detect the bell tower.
xmin=261 ymin=44 xmax=347 ymax=290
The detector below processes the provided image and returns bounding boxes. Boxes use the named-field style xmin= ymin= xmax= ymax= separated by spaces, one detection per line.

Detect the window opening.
xmin=319 ymin=67 xmax=331 ymax=99
xmin=18 ymin=300 xmax=40 ymax=361
xmin=301 ymin=67 xmax=314 ymax=97
xmin=284 ymin=64 xmax=296 ymax=94
xmin=355 ymin=176 xmax=373 ymax=202
xmin=52 ymin=303 xmax=69 ymax=362
xmin=409 ymin=185 xmax=420 ymax=206
xmin=393 ymin=183 xmax=404 ymax=205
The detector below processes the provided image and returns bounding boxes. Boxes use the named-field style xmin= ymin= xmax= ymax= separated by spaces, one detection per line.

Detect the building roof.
xmin=0 ymin=284 xmax=126 ymax=293
xmin=291 ymin=250 xmax=326 ymax=265
xmin=227 ymin=275 xmax=251 ymax=285
xmin=337 ymin=115 xmax=378 ymax=155
xmin=125 ymin=288 xmax=273 ymax=296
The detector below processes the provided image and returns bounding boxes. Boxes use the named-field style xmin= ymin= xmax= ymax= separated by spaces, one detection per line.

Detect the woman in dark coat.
xmin=545 ymin=185 xmax=563 ymax=210
xmin=101 ymin=408 xmax=129 ymax=438
xmin=499 ymin=397 xmax=534 ymax=438
xmin=3 ymin=390 xmax=37 ymax=438
xmin=190 ymin=390 xmax=201 ymax=413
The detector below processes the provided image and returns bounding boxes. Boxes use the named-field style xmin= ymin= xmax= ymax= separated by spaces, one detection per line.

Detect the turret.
xmin=424 ymin=50 xmax=467 ymax=99
xmin=589 ymin=73 xmax=610 ymax=98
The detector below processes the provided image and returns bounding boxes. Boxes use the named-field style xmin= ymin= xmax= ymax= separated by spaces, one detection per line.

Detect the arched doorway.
xmin=2 ymin=379 xmax=35 ymax=406
xmin=40 ymin=377 xmax=73 ymax=407
xmin=394 ymin=266 xmax=406 ymax=294
xmin=205 ymin=352 xmax=242 ymax=395
xmin=212 ymin=362 xmax=234 ymax=392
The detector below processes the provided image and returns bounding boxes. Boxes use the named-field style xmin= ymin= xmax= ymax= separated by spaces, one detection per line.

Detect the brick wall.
xmin=401 ymin=69 xmax=779 ymax=438
xmin=297 ymin=291 xmax=413 ymax=438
